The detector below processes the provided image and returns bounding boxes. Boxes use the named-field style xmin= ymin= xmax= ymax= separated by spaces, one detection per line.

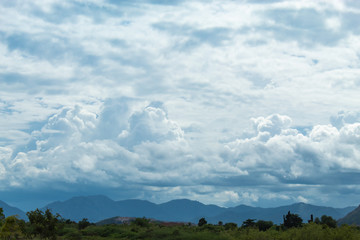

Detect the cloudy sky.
xmin=1 ymin=0 xmax=360 ymax=211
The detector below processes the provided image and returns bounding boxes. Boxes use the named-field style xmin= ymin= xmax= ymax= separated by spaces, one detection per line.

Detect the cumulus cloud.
xmin=251 ymin=114 xmax=293 ymax=140
xmin=223 ymin=112 xmax=360 ymax=190
xmin=1 ymin=0 xmax=360 ymax=208
xmin=330 ymin=111 xmax=360 ymax=129
xmin=2 ymin=104 xmax=360 ymax=208
xmin=1 ymin=100 xmax=218 ymax=190
xmin=120 ymin=102 xmax=184 ymax=147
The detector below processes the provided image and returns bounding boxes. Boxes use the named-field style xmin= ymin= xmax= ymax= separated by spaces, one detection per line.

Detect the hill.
xmin=158 ymin=199 xmax=224 ymax=222
xmin=44 ymin=196 xmax=221 ymax=223
xmin=43 ymin=195 xmax=356 ymax=224
xmin=337 ymin=205 xmax=360 ymax=226
xmin=96 ymin=216 xmax=193 ymax=226
xmin=207 ymin=202 xmax=354 ymax=224
xmin=44 ymin=195 xmax=120 ymax=222
xmin=44 ymin=195 xmax=163 ymax=222
xmin=0 ymin=200 xmax=27 ymax=220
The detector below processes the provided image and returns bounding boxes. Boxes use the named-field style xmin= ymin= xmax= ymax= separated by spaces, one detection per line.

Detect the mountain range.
xmin=337 ymin=205 xmax=360 ymax=226
xmin=0 ymin=195 xmax=356 ymax=225
xmin=42 ymin=195 xmax=355 ymax=224
xmin=0 ymin=200 xmax=27 ymax=220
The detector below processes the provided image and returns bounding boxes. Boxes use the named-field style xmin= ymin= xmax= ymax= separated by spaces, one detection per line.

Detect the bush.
xmin=256 ymin=220 xmax=273 ymax=231
xmin=198 ymin=218 xmax=207 ymax=227
xmin=64 ymin=228 xmax=82 ymax=240
xmin=320 ymin=215 xmax=337 ymax=228
xmin=224 ymin=222 xmax=237 ymax=230
xmin=133 ymin=217 xmax=150 ymax=228
xmin=78 ymin=218 xmax=91 ymax=230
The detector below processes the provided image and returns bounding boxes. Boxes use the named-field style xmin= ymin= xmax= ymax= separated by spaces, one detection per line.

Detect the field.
xmin=58 ymin=221 xmax=360 ymax=240
xmin=2 ymin=208 xmax=360 ymax=240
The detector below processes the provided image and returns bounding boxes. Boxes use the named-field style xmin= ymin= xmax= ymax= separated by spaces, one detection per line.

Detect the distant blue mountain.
xmin=44 ymin=195 xmax=119 ymax=222
xmin=0 ymin=200 xmax=27 ymax=220
xmin=206 ymin=202 xmax=355 ymax=224
xmin=158 ymin=199 xmax=224 ymax=222
xmin=44 ymin=195 xmax=162 ymax=222
xmin=44 ymin=196 xmax=226 ymax=223
xmin=42 ymin=195 xmax=356 ymax=224
xmin=337 ymin=205 xmax=360 ymax=226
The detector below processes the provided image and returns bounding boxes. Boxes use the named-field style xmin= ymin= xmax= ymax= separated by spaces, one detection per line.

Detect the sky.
xmin=1 ymin=0 xmax=360 ymax=211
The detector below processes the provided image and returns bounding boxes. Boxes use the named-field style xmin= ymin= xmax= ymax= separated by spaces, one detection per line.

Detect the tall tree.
xmin=242 ymin=219 xmax=256 ymax=228
xmin=0 ymin=208 xmax=4 ymax=221
xmin=283 ymin=211 xmax=302 ymax=228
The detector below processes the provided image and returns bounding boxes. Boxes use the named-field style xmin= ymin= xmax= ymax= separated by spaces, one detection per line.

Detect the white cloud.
xmin=252 ymin=114 xmax=292 ymax=138
xmin=240 ymin=192 xmax=259 ymax=203
xmin=224 ymin=112 xmax=360 ymax=185
xmin=263 ymin=193 xmax=290 ymax=201
xmin=330 ymin=111 xmax=360 ymax=129
xmin=1 ymin=0 xmax=360 ymax=208
xmin=309 ymin=125 xmax=338 ymax=142
xmin=297 ymin=196 xmax=309 ymax=203
xmin=120 ymin=103 xmax=184 ymax=147
xmin=3 ymin=102 xmax=360 ymax=207
xmin=0 ymin=101 xmax=198 ymax=188
xmin=213 ymin=190 xmax=240 ymax=204
xmin=325 ymin=17 xmax=341 ymax=31
xmin=0 ymin=147 xmax=12 ymax=181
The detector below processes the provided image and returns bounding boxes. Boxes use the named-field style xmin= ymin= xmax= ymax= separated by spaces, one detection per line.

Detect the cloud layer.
xmin=2 ymin=101 xmax=360 ymax=208
xmin=1 ymin=0 xmax=360 ymax=209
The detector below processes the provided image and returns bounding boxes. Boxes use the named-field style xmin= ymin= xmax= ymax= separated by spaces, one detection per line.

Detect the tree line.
xmin=197 ymin=210 xmax=337 ymax=230
xmin=0 ymin=207 xmax=359 ymax=240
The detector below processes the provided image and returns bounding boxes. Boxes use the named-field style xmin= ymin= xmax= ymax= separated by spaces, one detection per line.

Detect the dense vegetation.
xmin=1 ymin=207 xmax=360 ymax=240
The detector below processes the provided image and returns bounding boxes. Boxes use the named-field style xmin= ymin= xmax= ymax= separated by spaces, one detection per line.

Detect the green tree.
xmin=256 ymin=220 xmax=273 ymax=231
xmin=283 ymin=211 xmax=303 ymax=228
xmin=242 ymin=219 xmax=256 ymax=228
xmin=320 ymin=215 xmax=337 ymax=228
xmin=78 ymin=218 xmax=91 ymax=230
xmin=0 ymin=215 xmax=23 ymax=240
xmin=26 ymin=208 xmax=61 ymax=240
xmin=224 ymin=222 xmax=237 ymax=230
xmin=0 ymin=208 xmax=4 ymax=224
xmin=132 ymin=217 xmax=150 ymax=228
xmin=198 ymin=217 xmax=207 ymax=227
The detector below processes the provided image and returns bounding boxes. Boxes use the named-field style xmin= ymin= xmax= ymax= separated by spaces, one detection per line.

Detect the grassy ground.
xmin=55 ymin=222 xmax=360 ymax=240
